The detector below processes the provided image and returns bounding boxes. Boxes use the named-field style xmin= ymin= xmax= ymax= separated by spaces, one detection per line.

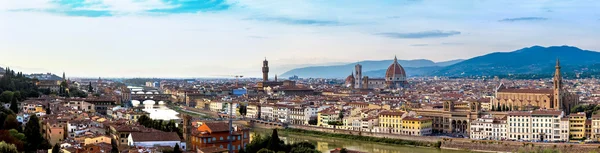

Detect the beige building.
xmin=591 ymin=114 xmax=600 ymax=142
xmin=493 ymin=60 xmax=578 ymax=111
xmin=83 ymin=135 xmax=112 ymax=145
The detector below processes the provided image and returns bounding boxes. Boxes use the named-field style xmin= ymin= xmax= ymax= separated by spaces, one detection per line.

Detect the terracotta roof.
xmin=508 ymin=111 xmax=532 ymax=116
xmin=378 ymin=111 xmax=404 ymax=117
xmin=204 ymin=122 xmax=230 ymax=133
xmin=497 ymin=88 xmax=552 ymax=94
xmin=130 ymin=132 xmax=180 ymax=142
xmin=531 ymin=110 xmax=562 ymax=116
xmin=198 ymin=146 xmax=228 ymax=153
xmin=403 ymin=116 xmax=432 ymax=121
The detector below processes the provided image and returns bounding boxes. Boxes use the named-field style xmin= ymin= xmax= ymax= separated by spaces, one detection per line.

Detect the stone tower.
xmin=354 ymin=63 xmax=362 ymax=89
xmin=181 ymin=114 xmax=192 ymax=151
xmin=553 ymin=59 xmax=562 ymax=109
xmin=262 ymin=58 xmax=269 ymax=82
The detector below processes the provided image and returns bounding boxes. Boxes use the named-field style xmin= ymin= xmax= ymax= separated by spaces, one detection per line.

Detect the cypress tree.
xmin=88 ymin=82 xmax=93 ymax=92
xmin=51 ymin=143 xmax=60 ymax=153
xmin=111 ymin=138 xmax=119 ymax=153
xmin=173 ymin=143 xmax=182 ymax=153
xmin=25 ymin=115 xmax=43 ymax=151
xmin=10 ymin=96 xmax=18 ymax=114
xmin=267 ymin=129 xmax=281 ymax=151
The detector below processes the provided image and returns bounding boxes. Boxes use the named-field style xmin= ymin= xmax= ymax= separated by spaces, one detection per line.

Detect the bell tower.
xmin=262 ymin=58 xmax=269 ymax=82
xmin=355 ymin=63 xmax=362 ymax=88
xmin=553 ymin=59 xmax=562 ymax=109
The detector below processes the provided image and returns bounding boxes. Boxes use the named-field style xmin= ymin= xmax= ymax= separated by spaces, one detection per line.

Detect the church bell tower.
xmin=553 ymin=59 xmax=562 ymax=109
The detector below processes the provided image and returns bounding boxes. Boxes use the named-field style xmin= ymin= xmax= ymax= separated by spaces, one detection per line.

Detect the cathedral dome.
xmin=385 ymin=56 xmax=406 ymax=82
xmin=345 ymin=73 xmax=355 ymax=84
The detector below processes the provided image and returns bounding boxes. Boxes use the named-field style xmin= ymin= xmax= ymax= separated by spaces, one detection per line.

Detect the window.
xmin=220 ymin=137 xmax=223 ymax=140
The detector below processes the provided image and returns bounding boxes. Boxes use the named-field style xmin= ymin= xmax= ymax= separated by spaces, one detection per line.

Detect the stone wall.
xmin=285 ymin=125 xmax=600 ymax=153
xmin=442 ymin=140 xmax=600 ymax=153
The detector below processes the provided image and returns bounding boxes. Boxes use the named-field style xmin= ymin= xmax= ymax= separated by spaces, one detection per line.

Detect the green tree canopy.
xmin=3 ymin=114 xmax=18 ymax=130
xmin=25 ymin=115 xmax=44 ymax=151
xmin=0 ymin=141 xmax=19 ymax=153
xmin=257 ymin=148 xmax=276 ymax=153
xmin=0 ymin=91 xmax=13 ymax=103
xmin=8 ymin=129 xmax=25 ymax=141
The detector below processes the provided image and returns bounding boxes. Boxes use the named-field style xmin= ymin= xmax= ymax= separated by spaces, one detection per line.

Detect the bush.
xmin=0 ymin=141 xmax=18 ymax=153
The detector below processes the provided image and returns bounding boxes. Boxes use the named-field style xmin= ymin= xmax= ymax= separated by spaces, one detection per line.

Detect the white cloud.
xmin=1 ymin=0 xmax=600 ymax=77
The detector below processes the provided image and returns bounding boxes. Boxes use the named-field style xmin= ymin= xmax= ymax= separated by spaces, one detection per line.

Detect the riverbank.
xmin=281 ymin=128 xmax=442 ymax=149
xmin=167 ymin=104 xmax=212 ymax=118
xmin=252 ymin=128 xmax=469 ymax=153
xmin=270 ymin=125 xmax=600 ymax=153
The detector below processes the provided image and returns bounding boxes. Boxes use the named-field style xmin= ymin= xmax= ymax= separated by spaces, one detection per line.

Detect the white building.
xmin=276 ymin=106 xmax=290 ymax=123
xmin=491 ymin=117 xmax=507 ymax=140
xmin=260 ymin=105 xmax=274 ymax=121
xmin=507 ymin=112 xmax=532 ymax=141
xmin=128 ymin=132 xmax=185 ymax=149
xmin=470 ymin=117 xmax=494 ymax=140
xmin=209 ymin=101 xmax=225 ymax=112
xmin=470 ymin=115 xmax=507 ymax=140
xmin=303 ymin=106 xmax=318 ymax=125
xmin=246 ymin=104 xmax=259 ymax=119
xmin=530 ymin=110 xmax=566 ymax=142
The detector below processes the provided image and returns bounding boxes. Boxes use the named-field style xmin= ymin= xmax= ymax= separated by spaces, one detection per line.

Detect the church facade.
xmin=492 ymin=59 xmax=578 ymax=112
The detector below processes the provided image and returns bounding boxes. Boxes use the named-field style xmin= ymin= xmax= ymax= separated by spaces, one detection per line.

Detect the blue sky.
xmin=1 ymin=0 xmax=600 ymax=78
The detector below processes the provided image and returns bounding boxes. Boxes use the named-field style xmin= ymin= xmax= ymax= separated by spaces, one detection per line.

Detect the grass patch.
xmin=281 ymin=128 xmax=442 ymax=149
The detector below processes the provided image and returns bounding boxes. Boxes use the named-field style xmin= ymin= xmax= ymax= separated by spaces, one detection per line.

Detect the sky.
xmin=1 ymin=0 xmax=599 ymax=78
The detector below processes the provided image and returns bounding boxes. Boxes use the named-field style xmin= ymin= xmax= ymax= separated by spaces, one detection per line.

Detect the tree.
xmin=52 ymin=143 xmax=61 ymax=153
xmin=308 ymin=118 xmax=317 ymax=125
xmin=289 ymin=147 xmax=319 ymax=153
xmin=257 ymin=148 xmax=276 ymax=153
xmin=0 ymin=91 xmax=13 ymax=103
xmin=267 ymin=129 xmax=281 ymax=151
xmin=9 ymin=96 xmax=18 ymax=114
xmin=12 ymin=91 xmax=22 ymax=102
xmin=0 ymin=112 xmax=7 ymax=129
xmin=88 ymin=82 xmax=93 ymax=93
xmin=8 ymin=129 xmax=25 ymax=141
xmin=111 ymin=138 xmax=119 ymax=153
xmin=25 ymin=115 xmax=43 ymax=151
xmin=239 ymin=105 xmax=247 ymax=119
xmin=0 ymin=141 xmax=18 ymax=153
xmin=338 ymin=109 xmax=344 ymax=119
xmin=3 ymin=115 xmax=18 ymax=130
xmin=173 ymin=143 xmax=182 ymax=153
xmin=46 ymin=104 xmax=52 ymax=115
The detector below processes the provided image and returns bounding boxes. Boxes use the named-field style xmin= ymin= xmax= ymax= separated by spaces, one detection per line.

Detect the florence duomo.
xmin=346 ymin=56 xmax=408 ymax=90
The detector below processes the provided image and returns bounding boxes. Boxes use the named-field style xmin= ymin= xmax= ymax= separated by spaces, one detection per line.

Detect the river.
xmin=251 ymin=129 xmax=469 ymax=153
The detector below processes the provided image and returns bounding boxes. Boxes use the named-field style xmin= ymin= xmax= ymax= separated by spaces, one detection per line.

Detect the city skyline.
xmin=2 ymin=0 xmax=600 ymax=78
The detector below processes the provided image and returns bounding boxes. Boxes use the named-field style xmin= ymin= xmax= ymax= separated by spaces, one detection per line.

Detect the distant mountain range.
xmin=282 ymin=45 xmax=600 ymax=78
xmin=432 ymin=46 xmax=600 ymax=76
xmin=280 ymin=59 xmax=464 ymax=78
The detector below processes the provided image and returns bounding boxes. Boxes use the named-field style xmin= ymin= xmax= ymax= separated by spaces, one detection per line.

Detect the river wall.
xmin=278 ymin=125 xmax=600 ymax=153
